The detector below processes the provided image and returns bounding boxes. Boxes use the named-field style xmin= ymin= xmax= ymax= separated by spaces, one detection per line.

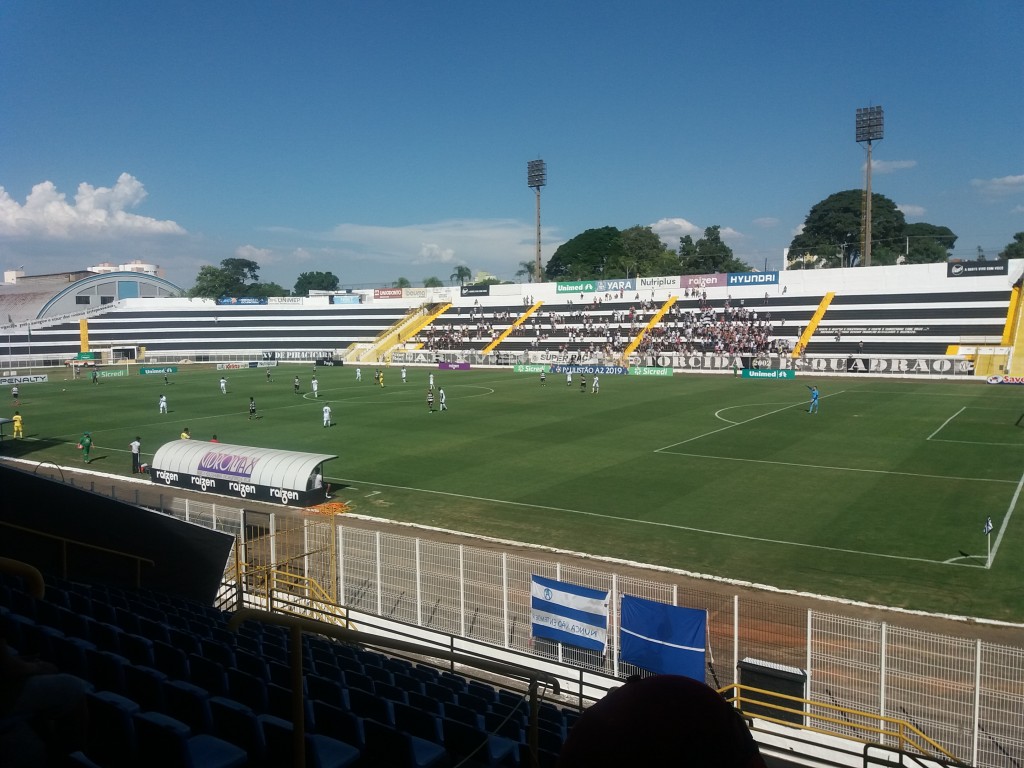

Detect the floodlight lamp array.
xmin=855 ymin=106 xmax=884 ymax=143
xmin=527 ymin=159 xmax=547 ymax=188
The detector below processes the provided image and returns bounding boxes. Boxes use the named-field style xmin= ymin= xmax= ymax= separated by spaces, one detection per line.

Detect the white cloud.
xmin=649 ymin=217 xmax=701 ymax=245
xmin=752 ymin=217 xmax=779 ymax=228
xmin=0 ymin=173 xmax=185 ymax=238
xmin=971 ymin=174 xmax=1024 ymax=196
xmin=234 ymin=244 xmax=272 ymax=261
xmin=897 ymin=204 xmax=926 ymax=218
xmin=791 ymin=223 xmax=805 ymax=237
xmin=868 ymin=159 xmax=917 ymax=174
xmin=1013 ymin=204 xmax=1024 ymax=214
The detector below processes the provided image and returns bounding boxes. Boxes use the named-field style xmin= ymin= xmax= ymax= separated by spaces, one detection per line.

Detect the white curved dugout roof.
xmin=150 ymin=440 xmax=337 ymax=504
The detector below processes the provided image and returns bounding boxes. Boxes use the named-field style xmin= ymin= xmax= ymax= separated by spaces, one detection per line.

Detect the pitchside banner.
xmin=548 ymin=364 xmax=629 ymax=375
xmin=947 ymin=260 xmax=1008 ymax=277
xmin=621 ymin=596 xmax=707 ymax=680
xmin=530 ymin=575 xmax=610 ymax=653
xmin=0 ymin=375 xmax=47 ymax=385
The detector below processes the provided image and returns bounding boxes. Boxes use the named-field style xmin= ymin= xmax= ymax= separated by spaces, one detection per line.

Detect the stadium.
xmin=2 ymin=258 xmax=1023 ymax=767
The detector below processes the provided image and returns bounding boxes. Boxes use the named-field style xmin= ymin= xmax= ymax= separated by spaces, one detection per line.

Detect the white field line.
xmin=652 ymin=451 xmax=1016 ymax=485
xmin=327 ymin=476 xmax=977 ymax=568
xmin=927 ymin=406 xmax=966 ymax=441
xmin=988 ymin=468 xmax=1024 ymax=569
xmin=655 ymin=391 xmax=846 ymax=452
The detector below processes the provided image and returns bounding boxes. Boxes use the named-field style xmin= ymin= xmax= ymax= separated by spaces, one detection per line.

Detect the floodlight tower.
xmin=527 ymin=159 xmax=546 ymax=284
xmin=855 ymin=106 xmax=884 ymax=267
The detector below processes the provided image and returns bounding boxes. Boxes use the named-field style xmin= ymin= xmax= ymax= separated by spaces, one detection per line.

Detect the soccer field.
xmin=6 ymin=364 xmax=1023 ymax=622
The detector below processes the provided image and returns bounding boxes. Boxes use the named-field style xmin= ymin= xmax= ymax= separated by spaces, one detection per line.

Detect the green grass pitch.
xmin=6 ymin=363 xmax=1023 ymax=622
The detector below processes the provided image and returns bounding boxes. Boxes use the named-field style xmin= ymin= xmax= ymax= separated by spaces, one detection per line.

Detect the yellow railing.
xmin=482 ymin=300 xmax=543 ymax=354
xmin=620 ymin=295 xmax=678 ymax=364
xmin=792 ymin=291 xmax=835 ymax=357
xmin=720 ymin=683 xmax=960 ymax=764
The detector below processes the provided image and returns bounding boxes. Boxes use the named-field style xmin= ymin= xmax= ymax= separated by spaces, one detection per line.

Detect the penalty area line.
xmin=657 ymin=391 xmax=845 ymax=451
xmin=333 ymin=475 xmax=964 ymax=568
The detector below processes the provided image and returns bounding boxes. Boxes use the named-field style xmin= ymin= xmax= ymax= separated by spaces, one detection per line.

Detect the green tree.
xmin=545 ymin=226 xmax=623 ymax=280
xmin=423 ymin=276 xmax=444 ymax=287
xmin=616 ymin=226 xmax=677 ymax=278
xmin=787 ymin=190 xmax=906 ymax=268
xmin=449 ymin=266 xmax=472 ymax=286
xmin=293 ymin=271 xmax=340 ymax=295
xmin=246 ymin=281 xmax=289 ymax=297
xmin=393 ymin=277 xmax=412 ymax=288
xmin=998 ymin=232 xmax=1024 ymax=260
xmin=902 ymin=223 xmax=958 ymax=264
xmin=679 ymin=226 xmax=751 ymax=274
xmin=188 ymin=257 xmax=262 ymax=298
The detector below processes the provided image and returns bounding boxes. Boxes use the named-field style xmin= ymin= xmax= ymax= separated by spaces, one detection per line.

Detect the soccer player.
xmin=592 ymin=375 xmax=600 ymax=394
xmin=401 ymin=366 xmax=407 ymax=383
xmin=129 ymin=436 xmax=141 ymax=473
xmin=426 ymin=389 xmax=434 ymax=413
xmin=158 ymin=394 xmax=168 ymax=414
xmin=322 ymin=403 xmax=332 ymax=428
xmin=12 ymin=411 xmax=23 ymax=439
xmin=540 ymin=370 xmax=546 ymax=385
xmin=356 ymin=367 xmax=362 ymax=382
xmin=566 ymin=371 xmax=572 ymax=387
xmin=580 ymin=374 xmax=586 ymax=393
xmin=220 ymin=376 xmax=228 ymax=394
xmin=293 ymin=376 xmax=301 ymax=395
xmin=180 ymin=427 xmax=191 ymax=439
xmin=439 ymin=388 xmax=447 ymax=412
xmin=807 ymin=385 xmax=819 ymax=414
xmin=79 ymin=432 xmax=92 ymax=463
xmin=428 ymin=373 xmax=435 ymax=390
xmin=266 ymin=369 xmax=272 ymax=383
xmin=11 ymin=385 xmax=19 ymax=405
xmin=379 ymin=370 xmax=385 ymax=388
xmin=248 ymin=397 xmax=257 ymax=420
xmin=311 ymin=376 xmax=319 ymax=398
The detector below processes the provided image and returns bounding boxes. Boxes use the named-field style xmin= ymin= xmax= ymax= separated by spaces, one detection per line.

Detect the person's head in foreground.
xmin=557 ymin=674 xmax=767 ymax=768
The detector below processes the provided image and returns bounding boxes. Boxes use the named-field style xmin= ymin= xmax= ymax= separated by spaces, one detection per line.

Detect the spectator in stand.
xmin=558 ymin=675 xmax=767 ymax=768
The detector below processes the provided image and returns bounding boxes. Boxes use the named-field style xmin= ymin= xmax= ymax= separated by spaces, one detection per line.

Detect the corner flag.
xmin=983 ymin=517 xmax=994 ymax=535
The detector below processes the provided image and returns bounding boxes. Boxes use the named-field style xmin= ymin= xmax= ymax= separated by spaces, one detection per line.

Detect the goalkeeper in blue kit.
xmin=807 ymin=385 xmax=819 ymax=414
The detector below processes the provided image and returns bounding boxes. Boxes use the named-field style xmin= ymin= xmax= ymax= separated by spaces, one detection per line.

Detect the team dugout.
xmin=149 ymin=440 xmax=337 ymax=506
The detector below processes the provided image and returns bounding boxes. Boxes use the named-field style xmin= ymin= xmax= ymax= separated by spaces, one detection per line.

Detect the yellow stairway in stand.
xmin=481 ymin=301 xmax=544 ymax=354
xmin=791 ymin=292 xmax=835 ymax=358
xmin=353 ymin=302 xmax=451 ymax=363
xmin=620 ymin=295 xmax=678 ymax=363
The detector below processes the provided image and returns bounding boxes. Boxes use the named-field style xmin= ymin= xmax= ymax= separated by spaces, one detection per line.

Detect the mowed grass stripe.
xmin=5 ymin=365 xmax=1023 ymax=620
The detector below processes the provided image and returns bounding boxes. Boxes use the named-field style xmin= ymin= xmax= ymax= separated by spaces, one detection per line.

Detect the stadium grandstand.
xmin=2 ymin=258 xmax=1023 ymax=767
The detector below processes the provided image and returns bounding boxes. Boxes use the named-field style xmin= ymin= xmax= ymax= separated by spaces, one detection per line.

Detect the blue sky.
xmin=1 ymin=1 xmax=1021 ymax=291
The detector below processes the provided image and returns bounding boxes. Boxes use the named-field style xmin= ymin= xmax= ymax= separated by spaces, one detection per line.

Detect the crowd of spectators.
xmin=416 ymin=294 xmax=791 ymax=358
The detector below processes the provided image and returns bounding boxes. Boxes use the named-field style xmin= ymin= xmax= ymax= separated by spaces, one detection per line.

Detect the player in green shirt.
xmin=79 ymin=432 xmax=93 ymax=463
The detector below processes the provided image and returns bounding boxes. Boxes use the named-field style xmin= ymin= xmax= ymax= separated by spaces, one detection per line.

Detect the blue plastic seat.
xmin=345 ymin=686 xmax=393 ymax=725
xmin=133 ymin=710 xmax=246 ymax=768
xmin=261 ymin=713 xmax=361 ymax=768
xmin=162 ymin=678 xmax=215 ymax=734
xmin=85 ymin=690 xmax=140 ymax=768
xmin=310 ymin=701 xmax=364 ymax=751
xmin=123 ymin=663 xmax=169 ymax=712
xmin=363 ymin=717 xmax=447 ymax=768
xmin=209 ymin=695 xmax=270 ymax=768
xmin=442 ymin=716 xmax=518 ymax=767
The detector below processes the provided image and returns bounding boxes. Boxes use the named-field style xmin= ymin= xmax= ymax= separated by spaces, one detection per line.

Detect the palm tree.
xmin=423 ymin=276 xmax=444 ymax=288
xmin=450 ymin=266 xmax=472 ymax=286
xmin=515 ymin=260 xmax=536 ymax=283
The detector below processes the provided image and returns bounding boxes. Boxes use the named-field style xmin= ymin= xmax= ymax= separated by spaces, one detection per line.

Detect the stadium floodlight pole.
xmin=855 ymin=106 xmax=884 ymax=267
xmin=527 ymin=159 xmax=546 ymax=284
